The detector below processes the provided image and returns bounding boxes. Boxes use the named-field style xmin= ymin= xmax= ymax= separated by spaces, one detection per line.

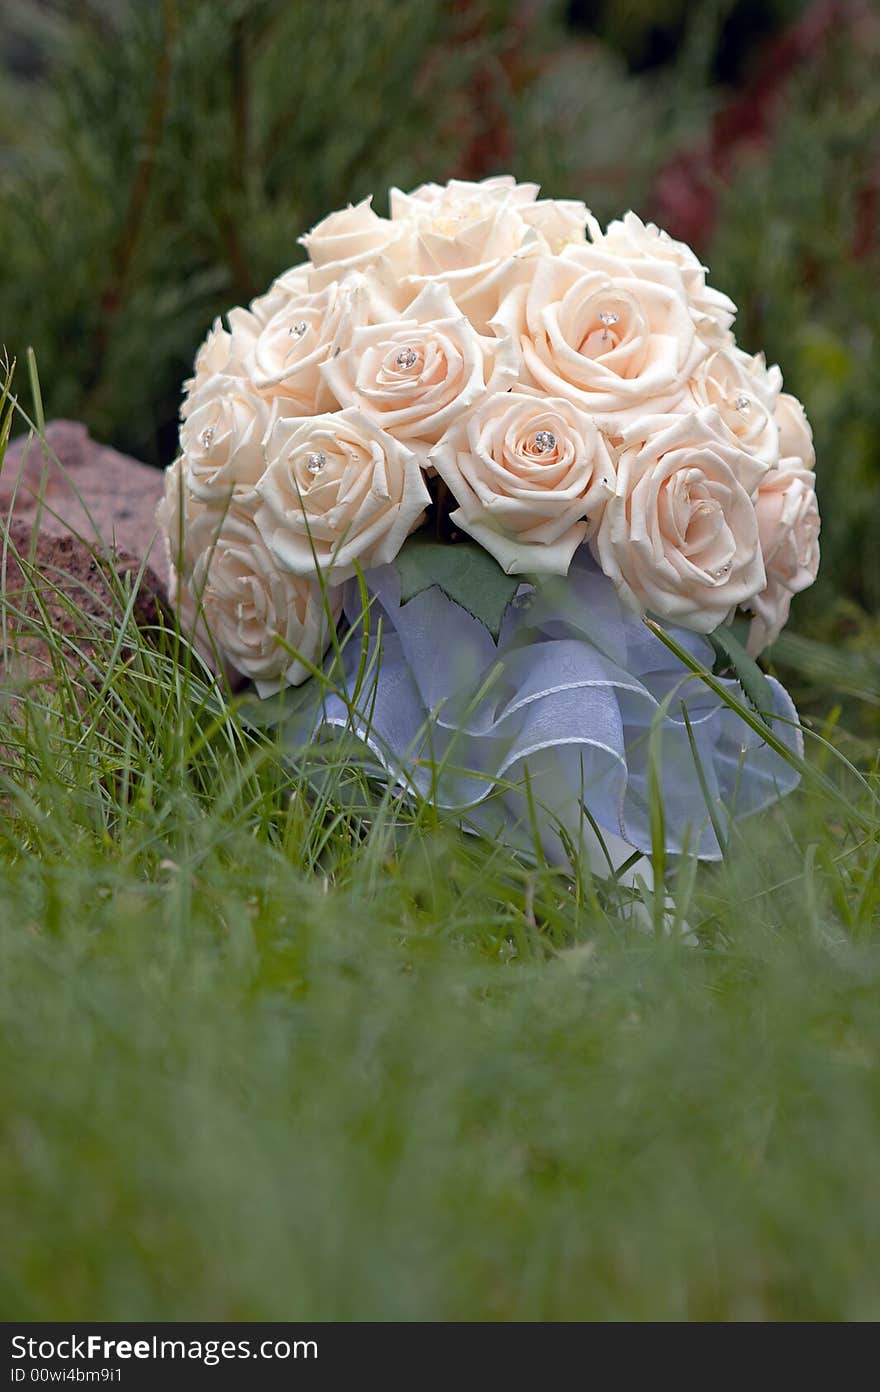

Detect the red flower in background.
xmin=652 ymin=0 xmax=877 ymax=254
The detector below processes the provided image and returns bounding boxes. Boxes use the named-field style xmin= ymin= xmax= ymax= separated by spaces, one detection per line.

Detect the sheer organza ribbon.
xmin=281 ymin=552 xmax=802 ymax=877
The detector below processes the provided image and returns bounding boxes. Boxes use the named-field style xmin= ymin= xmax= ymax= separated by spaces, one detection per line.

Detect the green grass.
xmin=1 ymin=403 xmax=880 ymax=1321
xmin=2 ymin=0 xmax=879 ymax=1320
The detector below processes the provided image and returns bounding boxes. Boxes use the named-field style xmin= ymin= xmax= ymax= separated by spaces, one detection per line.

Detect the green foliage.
xmin=0 ymin=0 xmax=694 ymax=466
xmin=2 ymin=3 xmax=880 ymax=1320
xmin=709 ymin=623 xmax=774 ymax=722
xmin=705 ymin=28 xmax=880 ymax=705
xmin=2 ymin=0 xmax=877 ymax=700
xmin=396 ymin=536 xmax=520 ymax=639
xmin=0 ymin=0 xmax=510 ymax=461
xmin=2 ymin=412 xmax=880 ymax=1318
xmin=508 ymin=31 xmax=711 ymax=224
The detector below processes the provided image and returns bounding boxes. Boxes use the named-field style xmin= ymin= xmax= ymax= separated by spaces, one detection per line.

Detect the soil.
xmin=1 ymin=520 xmax=166 ymax=691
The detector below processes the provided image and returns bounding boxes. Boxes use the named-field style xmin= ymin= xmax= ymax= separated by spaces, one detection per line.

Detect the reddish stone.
xmin=1 ymin=419 xmax=169 ymax=597
xmin=1 ymin=421 xmax=173 ymax=691
xmin=1 ymin=420 xmax=243 ymax=688
xmin=1 ymin=519 xmax=166 ymax=692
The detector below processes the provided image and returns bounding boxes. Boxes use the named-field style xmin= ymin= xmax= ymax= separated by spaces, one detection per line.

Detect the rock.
xmin=1 ymin=421 xmax=171 ymax=691
xmin=0 ymin=420 xmax=243 ymax=691
xmin=1 ymin=520 xmax=166 ymax=691
xmin=1 ymin=419 xmax=169 ymax=596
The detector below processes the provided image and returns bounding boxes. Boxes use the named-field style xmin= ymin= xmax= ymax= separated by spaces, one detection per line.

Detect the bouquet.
xmin=159 ymin=177 xmax=819 ymax=876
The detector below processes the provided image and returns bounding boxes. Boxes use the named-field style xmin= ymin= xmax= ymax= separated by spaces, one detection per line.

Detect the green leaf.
xmin=236 ymin=679 xmax=320 ymax=732
xmin=395 ymin=537 xmax=520 ymax=640
xmin=708 ymin=625 xmax=775 ymax=725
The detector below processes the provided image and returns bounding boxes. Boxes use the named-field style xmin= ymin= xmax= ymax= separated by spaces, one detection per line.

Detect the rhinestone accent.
xmin=395 ymin=346 xmax=418 ymax=370
xmin=712 ymin=562 xmax=732 ymax=579
xmin=290 ymin=321 xmax=308 ymax=338
xmin=533 ymin=430 xmax=557 ymax=454
xmin=200 ymin=427 xmax=215 ymax=448
xmin=598 ymin=310 xmax=620 ymax=327
xmin=305 ymin=451 xmax=327 ymax=476
xmin=734 ymin=394 xmax=751 ymax=414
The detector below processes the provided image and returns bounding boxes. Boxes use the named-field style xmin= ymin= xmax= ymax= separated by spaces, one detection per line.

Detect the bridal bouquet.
xmin=159 ymin=177 xmax=819 ymax=871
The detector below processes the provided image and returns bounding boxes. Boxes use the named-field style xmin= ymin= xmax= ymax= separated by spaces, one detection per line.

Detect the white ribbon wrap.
xmin=278 ymin=552 xmax=802 ymax=880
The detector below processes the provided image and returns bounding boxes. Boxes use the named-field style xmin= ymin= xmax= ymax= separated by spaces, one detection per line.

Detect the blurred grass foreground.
xmin=1 ymin=0 xmax=880 ymax=1321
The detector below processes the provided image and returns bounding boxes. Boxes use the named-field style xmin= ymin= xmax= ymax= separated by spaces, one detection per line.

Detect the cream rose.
xmin=181 ymin=309 xmax=260 ymax=407
xmin=255 ymin=408 xmax=430 ymax=580
xmin=590 ymin=211 xmax=736 ymax=344
xmin=732 ymin=348 xmax=783 ymax=409
xmin=519 ymin=197 xmax=591 ymax=254
xmin=177 ymin=506 xmax=341 ymax=694
xmin=685 ymin=347 xmax=780 ymax=486
xmin=774 ymin=390 xmax=815 ymax=468
xmin=388 ymin=176 xmax=589 ymax=331
xmin=320 ymin=282 xmax=518 ymax=453
xmin=246 ymin=263 xmax=313 ymax=330
xmin=494 ymin=248 xmax=707 ymax=430
xmin=746 ymin=464 xmax=820 ymax=654
xmin=429 ymin=391 xmax=615 ymax=575
xmin=179 ymin=374 xmax=274 ymax=503
xmin=299 ymin=197 xmax=409 ymax=289
xmin=592 ymin=409 xmax=765 ymax=631
xmin=156 ymin=462 xmax=270 ymax=682
xmin=246 ymin=274 xmax=371 ymax=413
xmin=157 ymin=456 xmax=211 ymax=589
xmin=189 ymin=317 xmax=234 ymax=383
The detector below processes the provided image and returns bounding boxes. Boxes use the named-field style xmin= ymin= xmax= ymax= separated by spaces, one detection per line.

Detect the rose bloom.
xmin=186 ymin=316 xmax=235 ymax=390
xmin=731 ymin=347 xmax=783 ymax=408
xmin=181 ymin=306 xmax=262 ymax=406
xmin=745 ymin=394 xmax=819 ymax=653
xmin=774 ymin=390 xmax=816 ymax=469
xmin=157 ymin=457 xmax=246 ymax=664
xmin=321 ymin=283 xmax=519 ymax=454
xmin=255 ymin=408 xmax=430 ymax=580
xmin=178 ymin=506 xmax=340 ymax=694
xmin=246 ymin=273 xmax=373 ymax=415
xmin=246 ymin=263 xmax=313 ymax=330
xmin=387 ymin=176 xmax=589 ymax=331
xmin=157 ymin=456 xmax=211 ymax=587
xmin=179 ymin=374 xmax=274 ymax=503
xmin=588 ymin=211 xmax=736 ymax=345
xmin=592 ymin=408 xmax=765 ymax=631
xmin=494 ymin=247 xmax=707 ymax=430
xmin=685 ymin=347 xmax=781 ymax=485
xmin=746 ymin=466 xmax=820 ymax=654
xmin=430 ymin=391 xmax=615 ymax=575
xmin=299 ymin=196 xmax=410 ymax=290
